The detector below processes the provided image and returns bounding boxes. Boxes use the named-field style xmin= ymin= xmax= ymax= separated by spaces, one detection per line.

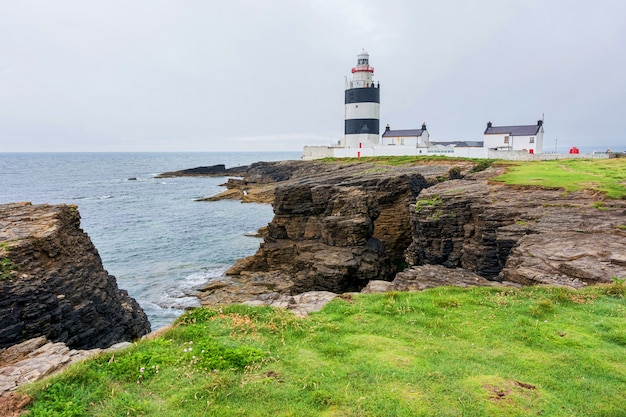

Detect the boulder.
xmin=391 ymin=265 xmax=512 ymax=291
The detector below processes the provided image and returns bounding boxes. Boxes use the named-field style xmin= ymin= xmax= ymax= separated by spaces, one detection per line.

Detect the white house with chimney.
xmin=381 ymin=123 xmax=431 ymax=147
xmin=483 ymin=120 xmax=544 ymax=154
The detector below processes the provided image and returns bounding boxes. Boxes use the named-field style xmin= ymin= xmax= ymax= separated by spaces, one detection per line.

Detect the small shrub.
xmin=470 ymin=159 xmax=495 ymax=173
xmin=592 ymin=201 xmax=608 ymax=210
xmin=414 ymin=195 xmax=441 ymax=212
xmin=1 ymin=243 xmax=17 ymax=280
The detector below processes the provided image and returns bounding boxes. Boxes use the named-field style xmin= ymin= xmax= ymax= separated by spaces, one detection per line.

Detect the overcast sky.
xmin=1 ymin=0 xmax=624 ymax=152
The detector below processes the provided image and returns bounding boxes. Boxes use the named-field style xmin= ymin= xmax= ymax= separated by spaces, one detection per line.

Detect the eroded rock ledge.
xmin=407 ymin=176 xmax=626 ymax=287
xmin=193 ymin=160 xmax=474 ymax=305
xmin=0 ymin=203 xmax=151 ymax=350
xmin=192 ymin=159 xmax=625 ymax=306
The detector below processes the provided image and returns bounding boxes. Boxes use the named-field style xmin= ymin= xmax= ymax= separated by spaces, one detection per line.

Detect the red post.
xmin=357 ymin=151 xmax=361 ymax=158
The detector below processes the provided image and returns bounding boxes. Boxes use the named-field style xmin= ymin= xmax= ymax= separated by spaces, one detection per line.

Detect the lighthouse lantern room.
xmin=344 ymin=49 xmax=380 ymax=148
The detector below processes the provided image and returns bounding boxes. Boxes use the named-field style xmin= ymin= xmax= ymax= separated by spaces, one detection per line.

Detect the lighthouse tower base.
xmin=344 ymin=133 xmax=379 ymax=148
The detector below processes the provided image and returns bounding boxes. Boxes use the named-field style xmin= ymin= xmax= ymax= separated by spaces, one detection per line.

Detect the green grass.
xmin=413 ymin=195 xmax=441 ymax=212
xmin=24 ymin=285 xmax=626 ymax=416
xmin=320 ymin=155 xmax=495 ymax=169
xmin=492 ymin=158 xmax=626 ymax=199
xmin=322 ymin=156 xmax=625 ymax=198
xmin=1 ymin=242 xmax=17 ymax=279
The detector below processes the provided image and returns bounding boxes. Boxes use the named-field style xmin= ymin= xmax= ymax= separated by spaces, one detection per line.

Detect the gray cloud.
xmin=1 ymin=0 xmax=624 ymax=152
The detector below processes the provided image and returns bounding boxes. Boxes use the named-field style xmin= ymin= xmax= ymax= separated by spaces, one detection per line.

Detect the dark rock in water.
xmin=157 ymin=164 xmax=248 ymax=178
xmin=127 ymin=177 xmax=137 ymax=181
xmin=0 ymin=202 xmax=151 ymax=350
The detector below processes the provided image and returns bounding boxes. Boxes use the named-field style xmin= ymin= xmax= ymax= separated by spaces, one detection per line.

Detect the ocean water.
xmin=0 ymin=152 xmax=300 ymax=329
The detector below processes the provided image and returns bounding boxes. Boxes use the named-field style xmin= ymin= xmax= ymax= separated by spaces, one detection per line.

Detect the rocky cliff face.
xmin=405 ymin=169 xmax=626 ymax=287
xmin=197 ymin=160 xmax=472 ymax=304
xmin=191 ymin=159 xmax=625 ymax=306
xmin=0 ymin=203 xmax=150 ymax=350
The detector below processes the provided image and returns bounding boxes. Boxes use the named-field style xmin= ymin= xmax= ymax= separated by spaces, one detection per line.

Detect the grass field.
xmin=491 ymin=158 xmax=626 ymax=199
xmin=320 ymin=155 xmax=494 ymax=168
xmin=323 ymin=156 xmax=626 ymax=198
xmin=24 ymin=283 xmax=626 ymax=416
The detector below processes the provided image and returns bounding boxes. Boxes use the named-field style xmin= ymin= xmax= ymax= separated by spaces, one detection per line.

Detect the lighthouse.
xmin=344 ymin=49 xmax=380 ymax=148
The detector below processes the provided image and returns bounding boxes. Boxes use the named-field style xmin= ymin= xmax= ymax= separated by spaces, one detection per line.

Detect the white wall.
xmin=484 ymin=133 xmax=542 ymax=153
xmin=304 ymin=145 xmax=488 ymax=159
xmin=302 ymin=146 xmax=334 ymax=160
xmin=488 ymin=150 xmax=609 ymax=161
xmin=536 ymin=127 xmax=544 ymax=153
xmin=380 ymin=131 xmax=430 ymax=147
xmin=344 ymin=133 xmax=379 ymax=148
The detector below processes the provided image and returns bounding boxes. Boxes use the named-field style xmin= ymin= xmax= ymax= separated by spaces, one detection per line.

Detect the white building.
xmin=381 ymin=123 xmax=431 ymax=147
xmin=483 ymin=120 xmax=544 ymax=153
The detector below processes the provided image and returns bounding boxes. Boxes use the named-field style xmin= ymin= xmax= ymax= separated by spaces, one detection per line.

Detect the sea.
xmin=0 ymin=152 xmax=300 ymax=329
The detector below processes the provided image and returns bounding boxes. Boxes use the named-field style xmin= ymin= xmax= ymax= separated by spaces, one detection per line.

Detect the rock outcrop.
xmin=0 ymin=202 xmax=151 ymax=350
xmin=192 ymin=159 xmax=624 ymax=305
xmin=196 ymin=160 xmax=474 ymax=305
xmin=0 ymin=336 xmax=130 ymax=396
xmin=0 ymin=336 xmax=132 ymax=416
xmin=405 ymin=169 xmax=626 ymax=287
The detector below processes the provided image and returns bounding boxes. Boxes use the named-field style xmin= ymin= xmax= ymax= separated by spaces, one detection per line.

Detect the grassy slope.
xmin=491 ymin=158 xmax=626 ymax=199
xmin=25 ymin=285 xmax=626 ymax=417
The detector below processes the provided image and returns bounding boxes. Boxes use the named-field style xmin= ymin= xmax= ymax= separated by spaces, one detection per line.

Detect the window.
xmin=504 ymin=136 xmax=509 ymax=144
xmin=530 ymin=137 xmax=535 ymax=143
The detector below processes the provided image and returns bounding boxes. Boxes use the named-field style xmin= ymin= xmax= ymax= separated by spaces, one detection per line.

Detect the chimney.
xmin=537 ymin=120 xmax=543 ymax=126
xmin=487 ymin=121 xmax=492 ymax=128
xmin=421 ymin=122 xmax=427 ymax=130
xmin=385 ymin=124 xmax=390 ymax=132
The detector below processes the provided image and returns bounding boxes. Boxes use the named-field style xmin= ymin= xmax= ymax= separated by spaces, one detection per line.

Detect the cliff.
xmin=195 ymin=159 xmax=474 ymax=304
xmin=406 ymin=170 xmax=626 ymax=287
xmin=0 ymin=203 xmax=151 ymax=350
xmin=194 ymin=159 xmax=625 ymax=306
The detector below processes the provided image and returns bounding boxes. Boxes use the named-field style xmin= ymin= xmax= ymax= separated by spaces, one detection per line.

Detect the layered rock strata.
xmin=0 ymin=203 xmax=150 ymax=350
xmin=189 ymin=159 xmax=624 ymax=305
xmin=405 ymin=170 xmax=626 ymax=287
xmin=195 ymin=160 xmax=473 ymax=304
xmin=0 ymin=336 xmax=130 ymax=396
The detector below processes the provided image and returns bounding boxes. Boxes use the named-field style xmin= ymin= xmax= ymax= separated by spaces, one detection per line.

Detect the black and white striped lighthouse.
xmin=344 ymin=49 xmax=380 ymax=148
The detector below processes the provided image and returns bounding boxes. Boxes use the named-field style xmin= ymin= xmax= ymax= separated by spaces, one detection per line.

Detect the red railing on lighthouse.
xmin=352 ymin=65 xmax=374 ymax=73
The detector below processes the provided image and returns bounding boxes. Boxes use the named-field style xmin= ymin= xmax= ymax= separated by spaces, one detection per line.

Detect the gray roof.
xmin=382 ymin=128 xmax=425 ymax=137
xmin=431 ymin=141 xmax=484 ymax=148
xmin=485 ymin=124 xmax=541 ymax=136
